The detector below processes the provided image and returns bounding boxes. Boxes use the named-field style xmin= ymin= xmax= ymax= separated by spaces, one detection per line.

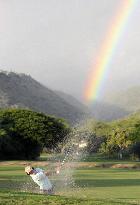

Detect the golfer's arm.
xmin=45 ymin=171 xmax=51 ymax=176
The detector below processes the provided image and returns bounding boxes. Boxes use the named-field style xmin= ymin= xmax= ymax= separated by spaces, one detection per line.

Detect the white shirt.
xmin=30 ymin=168 xmax=52 ymax=190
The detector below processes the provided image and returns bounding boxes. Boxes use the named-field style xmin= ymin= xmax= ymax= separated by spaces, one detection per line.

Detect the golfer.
xmin=25 ymin=165 xmax=60 ymax=194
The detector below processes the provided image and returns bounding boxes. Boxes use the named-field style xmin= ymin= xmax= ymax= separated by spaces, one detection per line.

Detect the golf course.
xmin=1 ymin=0 xmax=140 ymax=204
xmin=1 ymin=158 xmax=140 ymax=205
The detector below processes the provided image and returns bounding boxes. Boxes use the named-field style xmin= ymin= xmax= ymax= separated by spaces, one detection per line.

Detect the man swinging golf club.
xmin=25 ymin=165 xmax=60 ymax=194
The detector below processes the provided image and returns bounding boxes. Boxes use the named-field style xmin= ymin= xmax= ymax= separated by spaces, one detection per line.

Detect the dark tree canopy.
xmin=0 ymin=108 xmax=70 ymax=159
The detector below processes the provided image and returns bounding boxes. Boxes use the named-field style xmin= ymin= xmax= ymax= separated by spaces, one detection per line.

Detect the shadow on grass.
xmin=93 ymin=198 xmax=140 ymax=205
xmin=0 ymin=190 xmax=139 ymax=205
xmin=0 ymin=179 xmax=36 ymax=192
xmin=2 ymin=178 xmax=140 ymax=193
xmin=0 ymin=180 xmax=21 ymax=190
xmin=75 ymin=178 xmax=140 ymax=187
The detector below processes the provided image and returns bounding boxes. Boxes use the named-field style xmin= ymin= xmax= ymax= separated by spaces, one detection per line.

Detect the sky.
xmin=0 ymin=0 xmax=140 ymax=102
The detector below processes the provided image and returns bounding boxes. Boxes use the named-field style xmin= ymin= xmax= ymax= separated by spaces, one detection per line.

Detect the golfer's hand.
xmin=45 ymin=171 xmax=50 ymax=176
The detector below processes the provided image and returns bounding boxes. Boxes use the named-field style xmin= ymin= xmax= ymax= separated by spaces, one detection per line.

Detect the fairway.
xmin=1 ymin=162 xmax=140 ymax=204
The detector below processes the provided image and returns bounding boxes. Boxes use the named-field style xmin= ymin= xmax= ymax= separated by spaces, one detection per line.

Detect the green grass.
xmin=1 ymin=162 xmax=140 ymax=204
xmin=80 ymin=154 xmax=138 ymax=163
xmin=40 ymin=152 xmax=140 ymax=163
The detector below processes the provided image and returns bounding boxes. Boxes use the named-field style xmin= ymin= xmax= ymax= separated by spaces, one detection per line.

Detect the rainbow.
xmin=84 ymin=0 xmax=137 ymax=102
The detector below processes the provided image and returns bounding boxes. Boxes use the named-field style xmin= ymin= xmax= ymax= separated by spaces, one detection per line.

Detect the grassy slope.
xmin=1 ymin=163 xmax=140 ymax=204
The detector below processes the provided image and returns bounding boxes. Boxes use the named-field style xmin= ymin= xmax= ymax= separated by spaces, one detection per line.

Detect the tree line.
xmin=85 ymin=112 xmax=140 ymax=159
xmin=1 ymin=108 xmax=140 ymax=160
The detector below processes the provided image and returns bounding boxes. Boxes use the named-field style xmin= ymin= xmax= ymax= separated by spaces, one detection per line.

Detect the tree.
xmin=86 ymin=133 xmax=105 ymax=154
xmin=0 ymin=108 xmax=70 ymax=159
xmin=111 ymin=129 xmax=131 ymax=159
xmin=74 ymin=113 xmax=140 ymax=159
xmin=100 ymin=128 xmax=132 ymax=158
xmin=130 ymin=142 xmax=140 ymax=160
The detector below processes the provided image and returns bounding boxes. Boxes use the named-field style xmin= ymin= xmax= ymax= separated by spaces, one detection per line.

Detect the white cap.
xmin=25 ymin=166 xmax=33 ymax=174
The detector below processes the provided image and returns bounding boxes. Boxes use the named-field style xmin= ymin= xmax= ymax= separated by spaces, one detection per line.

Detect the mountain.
xmin=54 ymin=90 xmax=131 ymax=122
xmin=55 ymin=90 xmax=90 ymax=115
xmin=0 ymin=71 xmax=88 ymax=123
xmin=54 ymin=91 xmax=130 ymax=121
xmin=105 ymin=87 xmax=140 ymax=112
xmin=89 ymin=101 xmax=129 ymax=121
xmin=1 ymin=71 xmax=139 ymax=123
xmin=89 ymin=86 xmax=140 ymax=121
